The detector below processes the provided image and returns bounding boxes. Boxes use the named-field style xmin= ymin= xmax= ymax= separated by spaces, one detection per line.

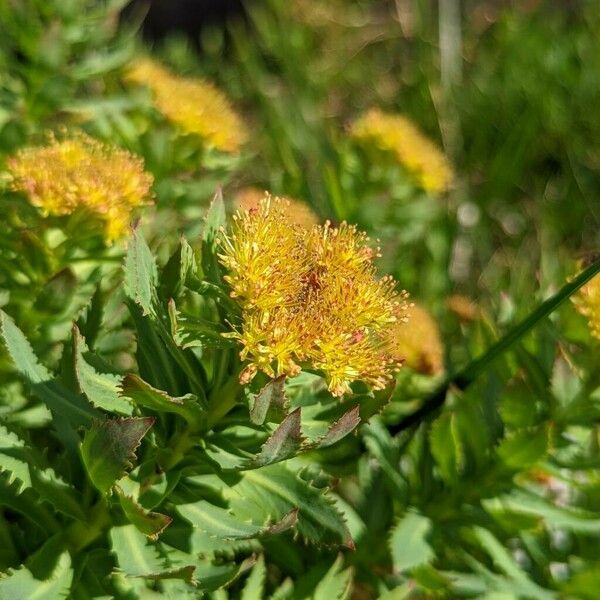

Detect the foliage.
xmin=1 ymin=0 xmax=600 ymax=598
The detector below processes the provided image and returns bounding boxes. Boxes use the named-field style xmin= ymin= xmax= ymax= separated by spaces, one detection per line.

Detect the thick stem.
xmin=65 ymin=499 xmax=111 ymax=553
xmin=161 ymin=427 xmax=197 ymax=471
xmin=390 ymin=258 xmax=600 ymax=435
xmin=206 ymin=376 xmax=242 ymax=429
xmin=160 ymin=375 xmax=242 ymax=470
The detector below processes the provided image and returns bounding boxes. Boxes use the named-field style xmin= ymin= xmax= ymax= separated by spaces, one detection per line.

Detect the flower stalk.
xmin=390 ymin=257 xmax=600 ymax=434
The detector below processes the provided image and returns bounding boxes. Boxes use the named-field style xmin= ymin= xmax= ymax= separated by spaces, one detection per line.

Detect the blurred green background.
xmin=2 ymin=1 xmax=600 ymax=598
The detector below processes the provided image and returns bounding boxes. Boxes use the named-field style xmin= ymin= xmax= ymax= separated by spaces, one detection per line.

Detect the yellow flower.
xmin=219 ymin=195 xmax=410 ymax=396
xmin=218 ymin=196 xmax=308 ymax=314
xmin=572 ymin=273 xmax=600 ymax=339
xmin=126 ymin=58 xmax=246 ymax=153
xmin=350 ymin=108 xmax=454 ymax=193
xmin=385 ymin=302 xmax=444 ymax=376
xmin=234 ymin=187 xmax=319 ymax=228
xmin=7 ymin=133 xmax=153 ymax=241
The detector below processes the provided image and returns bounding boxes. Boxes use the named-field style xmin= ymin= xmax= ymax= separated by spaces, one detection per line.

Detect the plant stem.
xmin=162 ymin=427 xmax=197 ymax=471
xmin=65 ymin=499 xmax=111 ymax=553
xmin=206 ymin=376 xmax=242 ymax=429
xmin=390 ymin=258 xmax=600 ymax=435
xmin=161 ymin=375 xmax=242 ymax=470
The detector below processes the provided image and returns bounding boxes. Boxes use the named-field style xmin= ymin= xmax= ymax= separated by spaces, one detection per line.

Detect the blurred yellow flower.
xmin=126 ymin=58 xmax=246 ymax=153
xmin=385 ymin=302 xmax=444 ymax=376
xmin=219 ymin=195 xmax=409 ymax=396
xmin=234 ymin=187 xmax=319 ymax=228
xmin=350 ymin=108 xmax=454 ymax=193
xmin=572 ymin=273 xmax=600 ymax=339
xmin=447 ymin=294 xmax=480 ymax=322
xmin=7 ymin=133 xmax=153 ymax=241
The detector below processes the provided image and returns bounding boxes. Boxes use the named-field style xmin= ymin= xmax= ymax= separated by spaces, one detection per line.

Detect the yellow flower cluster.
xmin=7 ymin=133 xmax=153 ymax=241
xmin=234 ymin=187 xmax=319 ymax=229
xmin=126 ymin=59 xmax=247 ymax=153
xmin=385 ymin=302 xmax=444 ymax=376
xmin=350 ymin=108 xmax=454 ymax=193
xmin=218 ymin=195 xmax=410 ymax=396
xmin=573 ymin=273 xmax=600 ymax=339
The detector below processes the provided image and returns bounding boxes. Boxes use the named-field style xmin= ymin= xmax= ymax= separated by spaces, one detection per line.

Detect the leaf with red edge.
xmin=311 ymin=406 xmax=361 ymax=449
xmin=249 ymin=376 xmax=288 ymax=425
xmin=115 ymin=485 xmax=172 ymax=539
xmin=250 ymin=408 xmax=303 ymax=467
xmin=81 ymin=417 xmax=154 ymax=494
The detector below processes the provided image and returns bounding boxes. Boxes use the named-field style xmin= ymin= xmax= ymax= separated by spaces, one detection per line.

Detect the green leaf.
xmin=313 ymin=555 xmax=353 ymax=600
xmin=551 ymin=356 xmax=582 ymax=407
xmin=312 ymin=406 xmax=360 ymax=449
xmin=169 ymin=303 xmax=233 ymax=350
xmin=109 ymin=525 xmax=194 ymax=580
xmin=193 ymin=555 xmax=256 ymax=592
xmin=352 ymin=384 xmax=395 ymax=421
xmin=251 ymin=408 xmax=303 ymax=467
xmin=471 ymin=527 xmax=526 ymax=582
xmin=389 ymin=510 xmax=435 ymax=573
xmin=115 ymin=485 xmax=172 ymax=540
xmin=561 ymin=563 xmax=600 ymax=599
xmin=205 ymin=405 xmax=360 ymax=472
xmin=429 ymin=392 xmax=491 ymax=483
xmin=201 ymin=189 xmax=227 ymax=284
xmin=305 ymin=384 xmax=393 ymax=433
xmin=483 ymin=490 xmax=600 ymax=534
xmin=191 ymin=464 xmax=353 ymax=547
xmin=160 ymin=237 xmax=198 ymax=300
xmin=429 ymin=411 xmax=462 ymax=481
xmin=414 ymin=566 xmax=458 ymax=595
xmin=73 ymin=325 xmax=133 ymax=416
xmin=0 ymin=310 xmax=97 ymax=428
xmin=30 ymin=467 xmax=85 ymax=522
xmin=0 ymin=475 xmax=56 ymax=531
xmin=120 ymin=374 xmax=205 ymax=429
xmin=470 ymin=527 xmax=555 ymax=600
xmin=123 ymin=226 xmax=158 ymax=316
xmin=362 ymin=419 xmax=406 ymax=499
xmin=33 ymin=268 xmax=77 ymax=314
xmin=1 ymin=423 xmax=84 ymax=521
xmin=81 ymin=417 xmax=154 ymax=494
xmin=498 ymin=380 xmax=540 ymax=427
xmin=70 ymin=548 xmax=115 ymax=599
xmin=76 ymin=285 xmax=103 ymax=350
xmin=203 ymin=188 xmax=226 ymax=246
xmin=0 ymin=423 xmax=31 ymax=493
xmin=0 ymin=537 xmax=73 ymax=600
xmin=377 ymin=584 xmax=413 ymax=600
xmin=269 ymin=578 xmax=294 ymax=600
xmin=496 ymin=426 xmax=548 ymax=469
xmin=128 ymin=301 xmax=189 ymax=396
xmin=202 ymin=433 xmax=256 ymax=471
xmin=241 ymin=555 xmax=266 ymax=600
xmin=250 ymin=376 xmax=288 ymax=425
xmin=177 ymin=500 xmax=298 ymax=540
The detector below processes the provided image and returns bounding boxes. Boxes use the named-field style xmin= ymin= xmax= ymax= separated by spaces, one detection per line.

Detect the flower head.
xmin=219 ymin=195 xmax=410 ymax=396
xmin=350 ymin=108 xmax=454 ymax=193
xmin=7 ymin=133 xmax=153 ymax=241
xmin=126 ymin=58 xmax=246 ymax=153
xmin=572 ymin=272 xmax=600 ymax=339
xmin=218 ymin=197 xmax=308 ymax=314
xmin=234 ymin=187 xmax=319 ymax=229
xmin=385 ymin=302 xmax=444 ymax=376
